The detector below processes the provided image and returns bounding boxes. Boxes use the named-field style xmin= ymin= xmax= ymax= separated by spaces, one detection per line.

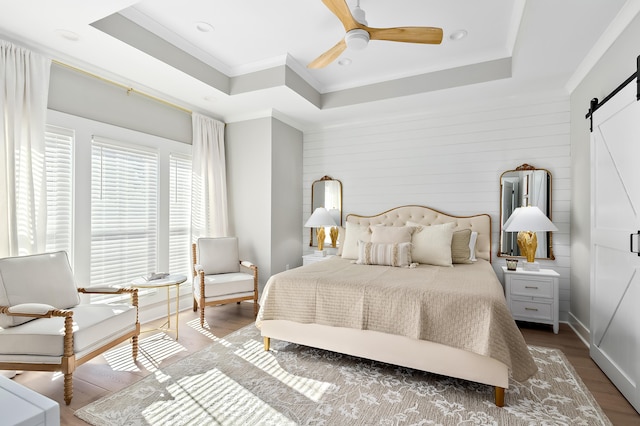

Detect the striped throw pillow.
xmin=355 ymin=241 xmax=412 ymax=267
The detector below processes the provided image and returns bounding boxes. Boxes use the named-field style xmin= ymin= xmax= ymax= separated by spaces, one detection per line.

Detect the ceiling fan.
xmin=308 ymin=0 xmax=444 ymax=69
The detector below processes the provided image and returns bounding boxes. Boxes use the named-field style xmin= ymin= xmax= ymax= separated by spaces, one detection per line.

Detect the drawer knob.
xmin=524 ymin=286 xmax=539 ymax=289
xmin=525 ymin=307 xmax=539 ymax=311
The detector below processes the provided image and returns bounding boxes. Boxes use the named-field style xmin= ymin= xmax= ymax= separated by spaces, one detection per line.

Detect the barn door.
xmin=590 ymin=81 xmax=640 ymax=413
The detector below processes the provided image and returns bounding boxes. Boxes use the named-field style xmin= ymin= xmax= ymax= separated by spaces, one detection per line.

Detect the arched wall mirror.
xmin=310 ymin=176 xmax=342 ymax=247
xmin=499 ymin=164 xmax=555 ymax=260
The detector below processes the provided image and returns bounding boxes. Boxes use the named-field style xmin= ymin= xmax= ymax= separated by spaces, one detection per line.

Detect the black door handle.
xmin=630 ymin=231 xmax=640 ymax=256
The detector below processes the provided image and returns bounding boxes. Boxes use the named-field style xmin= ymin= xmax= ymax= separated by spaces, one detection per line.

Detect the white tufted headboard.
xmin=345 ymin=205 xmax=492 ymax=262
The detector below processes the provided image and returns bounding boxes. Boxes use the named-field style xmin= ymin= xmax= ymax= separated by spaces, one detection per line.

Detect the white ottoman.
xmin=0 ymin=375 xmax=60 ymax=426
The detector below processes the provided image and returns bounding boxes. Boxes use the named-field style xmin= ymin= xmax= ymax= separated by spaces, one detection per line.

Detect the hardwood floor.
xmin=8 ymin=305 xmax=640 ymax=425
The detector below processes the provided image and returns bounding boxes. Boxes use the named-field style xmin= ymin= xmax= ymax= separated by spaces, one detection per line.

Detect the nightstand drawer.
xmin=509 ymin=277 xmax=554 ymax=298
xmin=510 ymin=300 xmax=553 ymax=321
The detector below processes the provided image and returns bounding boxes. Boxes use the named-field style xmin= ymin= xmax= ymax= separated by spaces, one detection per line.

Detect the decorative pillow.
xmin=408 ymin=222 xmax=455 ymax=266
xmin=341 ymin=222 xmax=371 ymax=259
xmin=0 ymin=251 xmax=80 ymax=328
xmin=451 ymin=229 xmax=473 ymax=264
xmin=198 ymin=237 xmax=240 ymax=274
xmin=370 ymin=225 xmax=414 ymax=244
xmin=469 ymin=231 xmax=478 ymax=261
xmin=356 ymin=241 xmax=412 ymax=267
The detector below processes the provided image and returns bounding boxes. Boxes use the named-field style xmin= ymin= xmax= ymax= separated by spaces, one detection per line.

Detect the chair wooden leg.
xmin=64 ymin=373 xmax=73 ymax=405
xmin=132 ymin=335 xmax=139 ymax=361
xmin=200 ymin=306 xmax=205 ymax=328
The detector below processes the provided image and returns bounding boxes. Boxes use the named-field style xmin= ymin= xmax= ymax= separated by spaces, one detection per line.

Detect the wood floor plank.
xmin=7 ymin=306 xmax=639 ymax=425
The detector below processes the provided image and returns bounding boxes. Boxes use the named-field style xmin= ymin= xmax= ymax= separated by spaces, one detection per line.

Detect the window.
xmin=44 ymin=125 xmax=74 ymax=255
xmin=90 ymin=136 xmax=158 ymax=287
xmin=169 ymin=153 xmax=192 ymax=276
xmin=46 ymin=110 xmax=192 ymax=308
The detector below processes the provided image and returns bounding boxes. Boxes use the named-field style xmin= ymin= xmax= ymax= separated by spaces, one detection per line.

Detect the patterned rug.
xmin=75 ymin=323 xmax=611 ymax=425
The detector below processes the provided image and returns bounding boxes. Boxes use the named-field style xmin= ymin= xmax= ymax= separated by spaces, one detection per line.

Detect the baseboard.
xmin=567 ymin=312 xmax=590 ymax=348
xmin=138 ymin=292 xmax=193 ymax=325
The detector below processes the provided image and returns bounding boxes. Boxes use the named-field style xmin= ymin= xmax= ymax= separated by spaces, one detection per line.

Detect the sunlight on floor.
xmin=234 ymin=338 xmax=332 ymax=403
xmin=141 ymin=368 xmax=296 ymax=425
xmin=102 ymin=333 xmax=187 ymax=372
xmin=186 ymin=318 xmax=233 ymax=347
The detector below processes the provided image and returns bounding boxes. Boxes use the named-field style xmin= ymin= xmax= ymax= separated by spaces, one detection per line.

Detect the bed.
xmin=256 ymin=205 xmax=537 ymax=406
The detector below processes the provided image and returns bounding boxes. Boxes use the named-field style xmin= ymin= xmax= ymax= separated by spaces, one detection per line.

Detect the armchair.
xmin=0 ymin=251 xmax=140 ymax=405
xmin=192 ymin=237 xmax=258 ymax=327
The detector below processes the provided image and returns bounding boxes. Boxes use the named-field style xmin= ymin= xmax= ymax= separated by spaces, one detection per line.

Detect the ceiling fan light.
xmin=345 ymin=29 xmax=370 ymax=50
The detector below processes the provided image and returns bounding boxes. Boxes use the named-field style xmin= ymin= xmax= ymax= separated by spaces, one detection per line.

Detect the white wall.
xmin=569 ymin=13 xmax=640 ymax=342
xmin=304 ymin=96 xmax=572 ymax=321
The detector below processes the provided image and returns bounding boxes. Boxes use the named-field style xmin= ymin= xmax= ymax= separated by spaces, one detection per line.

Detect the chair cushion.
xmin=0 ymin=303 xmax=137 ymax=357
xmin=0 ymin=251 xmax=80 ymax=328
xmin=194 ymin=273 xmax=254 ymax=299
xmin=197 ymin=237 xmax=240 ymax=275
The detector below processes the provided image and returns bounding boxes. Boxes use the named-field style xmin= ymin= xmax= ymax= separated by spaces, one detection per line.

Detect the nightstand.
xmin=302 ymin=254 xmax=335 ymax=266
xmin=502 ymin=266 xmax=560 ymax=334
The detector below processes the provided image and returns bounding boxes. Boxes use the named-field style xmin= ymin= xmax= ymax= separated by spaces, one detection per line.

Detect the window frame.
xmin=46 ymin=110 xmax=192 ymax=308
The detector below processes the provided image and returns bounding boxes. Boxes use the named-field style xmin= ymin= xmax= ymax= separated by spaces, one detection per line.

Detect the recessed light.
xmin=55 ymin=29 xmax=80 ymax=41
xmin=195 ymin=22 xmax=214 ymax=33
xmin=449 ymin=30 xmax=468 ymax=41
xmin=338 ymin=58 xmax=352 ymax=66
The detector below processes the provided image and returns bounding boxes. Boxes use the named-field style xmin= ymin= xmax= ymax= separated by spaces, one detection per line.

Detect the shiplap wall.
xmin=303 ymin=96 xmax=571 ymax=321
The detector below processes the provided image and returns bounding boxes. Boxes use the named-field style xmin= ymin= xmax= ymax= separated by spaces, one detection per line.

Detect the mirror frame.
xmin=309 ymin=176 xmax=343 ymax=247
xmin=498 ymin=164 xmax=555 ymax=260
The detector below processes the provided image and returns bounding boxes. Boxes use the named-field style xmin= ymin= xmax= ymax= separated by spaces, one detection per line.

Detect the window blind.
xmin=169 ymin=153 xmax=192 ymax=276
xmin=90 ymin=136 xmax=158 ymax=287
xmin=44 ymin=125 xmax=74 ymax=255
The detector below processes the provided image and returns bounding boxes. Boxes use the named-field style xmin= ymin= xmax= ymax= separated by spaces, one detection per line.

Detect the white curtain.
xmin=191 ymin=112 xmax=228 ymax=239
xmin=0 ymin=40 xmax=51 ymax=257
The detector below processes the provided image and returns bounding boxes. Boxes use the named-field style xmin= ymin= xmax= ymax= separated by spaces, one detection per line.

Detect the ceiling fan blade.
xmin=322 ymin=0 xmax=360 ymax=31
xmin=308 ymin=39 xmax=347 ymax=69
xmin=369 ymin=26 xmax=443 ymax=44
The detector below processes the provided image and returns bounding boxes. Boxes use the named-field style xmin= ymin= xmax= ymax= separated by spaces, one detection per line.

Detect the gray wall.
xmin=569 ymin=13 xmax=640 ymax=342
xmin=48 ymin=63 xmax=192 ymax=144
xmin=226 ymin=117 xmax=303 ymax=292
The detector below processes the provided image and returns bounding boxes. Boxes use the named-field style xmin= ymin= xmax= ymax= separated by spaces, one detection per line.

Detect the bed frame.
xmin=261 ymin=205 xmax=508 ymax=406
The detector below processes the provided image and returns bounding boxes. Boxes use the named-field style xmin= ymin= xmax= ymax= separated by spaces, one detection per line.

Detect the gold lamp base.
xmin=516 ymin=231 xmax=537 ymax=263
xmin=517 ymin=231 xmax=540 ymax=271
xmin=330 ymin=226 xmax=339 ymax=248
xmin=316 ymin=227 xmax=326 ymax=251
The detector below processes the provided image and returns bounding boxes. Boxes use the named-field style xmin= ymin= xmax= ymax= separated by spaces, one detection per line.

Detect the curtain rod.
xmin=52 ymin=59 xmax=192 ymax=115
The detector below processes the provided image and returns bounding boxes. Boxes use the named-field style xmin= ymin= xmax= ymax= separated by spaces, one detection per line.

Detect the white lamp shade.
xmin=305 ymin=207 xmax=337 ymax=228
xmin=503 ymin=206 xmax=558 ymax=232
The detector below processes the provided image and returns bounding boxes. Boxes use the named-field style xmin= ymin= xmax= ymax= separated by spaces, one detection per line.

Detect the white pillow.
xmin=370 ymin=225 xmax=414 ymax=244
xmin=469 ymin=231 xmax=478 ymax=261
xmin=356 ymin=241 xmax=412 ymax=267
xmin=341 ymin=222 xmax=371 ymax=260
xmin=408 ymin=222 xmax=455 ymax=266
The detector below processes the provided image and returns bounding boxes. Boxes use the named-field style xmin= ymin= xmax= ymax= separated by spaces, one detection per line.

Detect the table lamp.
xmin=305 ymin=207 xmax=337 ymax=255
xmin=503 ymin=205 xmax=558 ymax=271
xmin=328 ymin=208 xmax=341 ymax=248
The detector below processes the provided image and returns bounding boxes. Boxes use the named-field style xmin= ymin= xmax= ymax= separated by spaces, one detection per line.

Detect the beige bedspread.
xmin=257 ymin=257 xmax=537 ymax=382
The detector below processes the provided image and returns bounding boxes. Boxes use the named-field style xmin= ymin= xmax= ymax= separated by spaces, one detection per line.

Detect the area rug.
xmin=75 ymin=324 xmax=611 ymax=425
